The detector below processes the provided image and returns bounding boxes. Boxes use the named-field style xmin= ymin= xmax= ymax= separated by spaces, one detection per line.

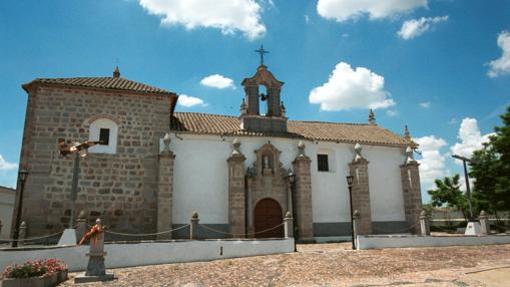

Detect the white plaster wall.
xmin=170 ymin=133 xmax=406 ymax=226
xmin=357 ymin=235 xmax=510 ymax=250
xmin=364 ymin=146 xmax=406 ymax=222
xmin=0 ymin=188 xmax=15 ymax=239
xmin=170 ymin=134 xmax=297 ymax=224
xmin=0 ymin=238 xmax=294 ymax=272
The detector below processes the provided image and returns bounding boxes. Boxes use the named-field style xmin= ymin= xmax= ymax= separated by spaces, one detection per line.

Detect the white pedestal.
xmin=465 ymin=222 xmax=482 ymax=236
xmin=58 ymin=228 xmax=77 ymax=245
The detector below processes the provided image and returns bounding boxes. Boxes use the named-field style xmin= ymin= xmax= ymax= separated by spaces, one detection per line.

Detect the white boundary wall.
xmin=357 ymin=235 xmax=510 ymax=250
xmin=0 ymin=238 xmax=294 ymax=272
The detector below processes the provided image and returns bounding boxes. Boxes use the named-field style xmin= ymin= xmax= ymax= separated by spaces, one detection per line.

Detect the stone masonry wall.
xmin=17 ymin=86 xmax=172 ymax=237
xmin=401 ymin=162 xmax=422 ymax=234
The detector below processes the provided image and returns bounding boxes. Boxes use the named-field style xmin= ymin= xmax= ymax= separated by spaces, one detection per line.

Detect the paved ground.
xmin=60 ymin=243 xmax=510 ymax=287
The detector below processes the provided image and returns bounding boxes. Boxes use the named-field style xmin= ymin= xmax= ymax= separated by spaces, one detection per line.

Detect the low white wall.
xmin=0 ymin=238 xmax=294 ymax=272
xmin=357 ymin=235 xmax=510 ymax=250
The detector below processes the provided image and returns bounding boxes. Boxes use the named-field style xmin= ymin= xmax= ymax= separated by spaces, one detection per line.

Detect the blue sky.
xmin=0 ymin=0 xmax=509 ymax=202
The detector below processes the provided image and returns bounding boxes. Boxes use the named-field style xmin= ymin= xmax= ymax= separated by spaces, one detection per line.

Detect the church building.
xmin=12 ymin=53 xmax=422 ymax=242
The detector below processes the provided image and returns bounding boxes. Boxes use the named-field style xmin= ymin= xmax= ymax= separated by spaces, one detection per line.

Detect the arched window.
xmin=88 ymin=118 xmax=118 ymax=154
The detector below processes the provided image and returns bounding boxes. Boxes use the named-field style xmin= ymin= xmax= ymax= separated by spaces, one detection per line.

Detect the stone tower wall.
xmin=15 ymin=86 xmax=172 ymax=237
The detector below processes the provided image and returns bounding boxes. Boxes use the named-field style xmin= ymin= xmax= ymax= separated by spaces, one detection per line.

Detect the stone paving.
xmin=60 ymin=243 xmax=510 ymax=286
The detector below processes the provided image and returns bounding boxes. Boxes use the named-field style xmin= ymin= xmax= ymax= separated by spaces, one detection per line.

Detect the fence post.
xmin=76 ymin=210 xmax=87 ymax=241
xmin=479 ymin=210 xmax=489 ymax=236
xmin=190 ymin=211 xmax=199 ymax=240
xmin=283 ymin=211 xmax=293 ymax=238
xmin=352 ymin=209 xmax=360 ymax=241
xmin=18 ymin=221 xmax=27 ymax=246
xmin=419 ymin=210 xmax=430 ymax=236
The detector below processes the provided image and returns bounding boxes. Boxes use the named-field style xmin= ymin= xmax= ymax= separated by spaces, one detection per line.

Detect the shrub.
xmin=2 ymin=259 xmax=67 ymax=279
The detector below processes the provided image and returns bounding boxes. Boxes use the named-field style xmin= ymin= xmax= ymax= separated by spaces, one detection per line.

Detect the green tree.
xmin=470 ymin=106 xmax=510 ymax=215
xmin=428 ymin=174 xmax=470 ymax=220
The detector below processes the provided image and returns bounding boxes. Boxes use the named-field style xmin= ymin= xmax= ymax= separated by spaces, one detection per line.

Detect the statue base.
xmin=74 ymin=273 xmax=116 ymax=283
xmin=465 ymin=221 xmax=482 ymax=236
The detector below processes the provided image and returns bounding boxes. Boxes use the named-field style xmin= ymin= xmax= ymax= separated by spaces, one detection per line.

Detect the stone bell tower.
xmin=240 ymin=45 xmax=287 ymax=133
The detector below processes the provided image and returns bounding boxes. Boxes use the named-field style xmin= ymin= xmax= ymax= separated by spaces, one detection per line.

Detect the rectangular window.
xmin=317 ymin=154 xmax=329 ymax=172
xmin=99 ymin=128 xmax=110 ymax=145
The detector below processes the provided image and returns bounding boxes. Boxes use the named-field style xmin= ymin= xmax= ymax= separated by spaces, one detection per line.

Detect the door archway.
xmin=254 ymin=198 xmax=284 ymax=238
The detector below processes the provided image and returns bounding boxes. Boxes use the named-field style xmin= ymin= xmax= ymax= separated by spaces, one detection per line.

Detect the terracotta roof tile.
xmin=171 ymin=112 xmax=407 ymax=147
xmin=23 ymin=77 xmax=175 ymax=95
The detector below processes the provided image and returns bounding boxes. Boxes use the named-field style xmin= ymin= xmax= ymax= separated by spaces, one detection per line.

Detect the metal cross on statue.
xmin=255 ymin=45 xmax=269 ymax=66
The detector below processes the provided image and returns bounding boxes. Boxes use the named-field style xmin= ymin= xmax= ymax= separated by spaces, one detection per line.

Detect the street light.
xmin=287 ymin=170 xmax=298 ymax=252
xmin=452 ymin=154 xmax=474 ymax=221
xmin=346 ymin=175 xmax=355 ymax=250
xmin=58 ymin=139 xmax=101 ymax=228
xmin=11 ymin=169 xmax=29 ymax=247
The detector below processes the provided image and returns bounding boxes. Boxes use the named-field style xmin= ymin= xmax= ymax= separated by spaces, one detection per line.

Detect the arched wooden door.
xmin=254 ymin=198 xmax=284 ymax=238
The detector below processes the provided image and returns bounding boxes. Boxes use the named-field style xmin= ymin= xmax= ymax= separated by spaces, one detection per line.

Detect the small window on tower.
xmin=317 ymin=154 xmax=329 ymax=172
xmin=99 ymin=128 xmax=110 ymax=145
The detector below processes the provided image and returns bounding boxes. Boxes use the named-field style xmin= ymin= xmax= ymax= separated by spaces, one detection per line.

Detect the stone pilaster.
xmin=348 ymin=143 xmax=372 ymax=235
xmin=157 ymin=134 xmax=175 ymax=238
xmin=400 ymin=147 xmax=422 ymax=234
xmin=292 ymin=141 xmax=313 ymax=241
xmin=227 ymin=138 xmax=246 ymax=237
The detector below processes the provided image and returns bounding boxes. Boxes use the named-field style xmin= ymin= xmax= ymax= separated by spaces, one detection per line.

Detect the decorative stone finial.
xmin=353 ymin=210 xmax=360 ymax=219
xmin=78 ymin=210 xmax=86 ymax=220
xmin=368 ymin=109 xmax=376 ymax=125
xmin=479 ymin=210 xmax=487 ymax=218
xmin=284 ymin=211 xmax=292 ymax=219
xmin=113 ymin=66 xmax=120 ymax=78
xmin=405 ymin=146 xmax=417 ymax=164
xmin=297 ymin=140 xmax=306 ymax=156
xmin=240 ymin=98 xmax=247 ymax=115
xmin=231 ymin=138 xmax=242 ymax=156
xmin=163 ymin=133 xmax=171 ymax=151
xmin=404 ymin=125 xmax=410 ymax=140
xmin=354 ymin=143 xmax=364 ymax=162
xmin=191 ymin=211 xmax=199 ymax=220
xmin=403 ymin=125 xmax=418 ymax=150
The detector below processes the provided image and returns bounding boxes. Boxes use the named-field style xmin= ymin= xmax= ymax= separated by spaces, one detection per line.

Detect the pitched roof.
xmin=23 ymin=77 xmax=175 ymax=96
xmin=171 ymin=112 xmax=407 ymax=147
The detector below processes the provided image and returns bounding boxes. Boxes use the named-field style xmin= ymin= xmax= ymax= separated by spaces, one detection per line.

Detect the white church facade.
xmin=13 ymin=57 xmax=422 ymax=242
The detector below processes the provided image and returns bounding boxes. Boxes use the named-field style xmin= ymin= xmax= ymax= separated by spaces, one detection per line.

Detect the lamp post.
xmin=452 ymin=154 xmax=474 ymax=221
xmin=11 ymin=169 xmax=29 ymax=247
xmin=346 ymin=175 xmax=355 ymax=250
xmin=288 ymin=171 xmax=298 ymax=252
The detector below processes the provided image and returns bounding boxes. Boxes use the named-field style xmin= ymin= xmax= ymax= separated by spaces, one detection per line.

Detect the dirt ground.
xmin=60 ymin=243 xmax=510 ymax=287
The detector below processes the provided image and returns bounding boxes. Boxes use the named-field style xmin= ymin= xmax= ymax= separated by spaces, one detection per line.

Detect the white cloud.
xmin=386 ymin=110 xmax=398 ymax=117
xmin=419 ymin=101 xmax=430 ymax=108
xmin=178 ymin=94 xmax=207 ymax=107
xmin=200 ymin=74 xmax=235 ymax=89
xmin=317 ymin=0 xmax=427 ymax=22
xmin=448 ymin=118 xmax=458 ymax=125
xmin=488 ymin=31 xmax=510 ymax=77
xmin=309 ymin=62 xmax=395 ymax=111
xmin=450 ymin=118 xmax=494 ymax=160
xmin=0 ymin=155 xmax=17 ymax=171
xmin=415 ymin=136 xmax=448 ymax=184
xmin=397 ymin=16 xmax=448 ymax=40
xmin=138 ymin=0 xmax=266 ymax=40
xmin=304 ymin=15 xmax=310 ymax=23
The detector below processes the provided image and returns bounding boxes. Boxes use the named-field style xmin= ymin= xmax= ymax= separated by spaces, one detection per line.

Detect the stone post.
xmin=227 ymin=138 xmax=246 ymax=238
xmin=157 ymin=133 xmax=175 ymax=239
xmin=283 ymin=211 xmax=293 ymax=238
xmin=419 ymin=210 xmax=430 ymax=236
xmin=348 ymin=143 xmax=372 ymax=235
xmin=75 ymin=218 xmax=115 ymax=283
xmin=400 ymin=146 xmax=422 ymax=234
xmin=0 ymin=219 xmax=2 ymax=236
xmin=76 ymin=210 xmax=87 ymax=241
xmin=352 ymin=209 xmax=360 ymax=239
xmin=190 ymin=211 xmax=199 ymax=240
xmin=18 ymin=221 xmax=27 ymax=246
xmin=292 ymin=141 xmax=314 ymax=242
xmin=479 ymin=210 xmax=490 ymax=235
